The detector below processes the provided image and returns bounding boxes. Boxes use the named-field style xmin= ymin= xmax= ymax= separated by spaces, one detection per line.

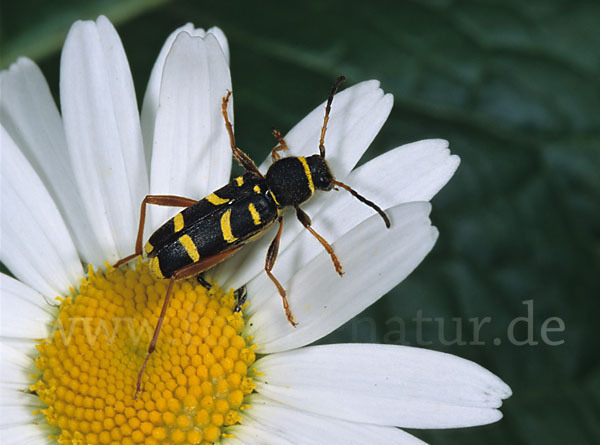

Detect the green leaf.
xmin=0 ymin=0 xmax=171 ymax=68
xmin=6 ymin=0 xmax=600 ymax=443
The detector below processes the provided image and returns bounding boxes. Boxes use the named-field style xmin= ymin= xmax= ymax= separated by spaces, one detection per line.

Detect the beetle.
xmin=114 ymin=76 xmax=391 ymax=397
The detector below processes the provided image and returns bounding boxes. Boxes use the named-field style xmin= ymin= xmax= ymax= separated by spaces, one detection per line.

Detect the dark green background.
xmin=3 ymin=0 xmax=599 ymax=443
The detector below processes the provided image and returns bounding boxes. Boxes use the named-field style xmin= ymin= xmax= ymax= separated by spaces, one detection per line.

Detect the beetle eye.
xmin=318 ymin=175 xmax=334 ymax=191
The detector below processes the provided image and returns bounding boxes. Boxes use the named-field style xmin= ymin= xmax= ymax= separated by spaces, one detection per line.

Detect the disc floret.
xmin=32 ymin=262 xmax=255 ymax=445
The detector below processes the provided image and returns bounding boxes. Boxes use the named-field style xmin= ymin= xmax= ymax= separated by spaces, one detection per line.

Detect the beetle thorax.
xmin=265 ymin=155 xmax=334 ymax=208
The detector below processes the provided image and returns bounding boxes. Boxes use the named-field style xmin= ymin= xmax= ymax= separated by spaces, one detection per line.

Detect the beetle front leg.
xmin=271 ymin=127 xmax=289 ymax=162
xmin=221 ymin=91 xmax=264 ymax=177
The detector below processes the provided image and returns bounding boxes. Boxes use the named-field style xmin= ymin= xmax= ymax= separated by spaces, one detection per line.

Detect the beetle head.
xmin=306 ymin=155 xmax=334 ymax=191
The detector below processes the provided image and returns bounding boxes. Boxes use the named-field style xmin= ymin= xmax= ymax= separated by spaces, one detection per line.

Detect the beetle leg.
xmin=196 ymin=275 xmax=212 ymax=290
xmin=221 ymin=91 xmax=264 ymax=177
xmin=295 ymin=206 xmax=343 ymax=276
xmin=114 ymin=195 xmax=197 ymax=268
xmin=233 ymin=285 xmax=247 ymax=313
xmin=134 ymin=275 xmax=176 ymax=399
xmin=133 ymin=247 xmax=243 ymax=398
xmin=265 ymin=217 xmax=297 ymax=327
xmin=271 ymin=127 xmax=289 ymax=162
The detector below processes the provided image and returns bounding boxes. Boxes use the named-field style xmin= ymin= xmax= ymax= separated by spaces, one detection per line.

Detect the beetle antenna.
xmin=319 ymin=76 xmax=346 ymax=158
xmin=333 ymin=180 xmax=391 ymax=228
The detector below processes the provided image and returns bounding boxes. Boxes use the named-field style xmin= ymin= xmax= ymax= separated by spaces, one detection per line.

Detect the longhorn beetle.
xmin=114 ymin=76 xmax=391 ymax=398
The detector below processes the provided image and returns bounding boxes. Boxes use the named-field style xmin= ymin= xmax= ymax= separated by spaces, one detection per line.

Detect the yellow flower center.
xmin=32 ymin=262 xmax=256 ymax=445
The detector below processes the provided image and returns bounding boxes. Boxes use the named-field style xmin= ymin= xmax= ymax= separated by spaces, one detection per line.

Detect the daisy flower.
xmin=0 ymin=16 xmax=511 ymax=445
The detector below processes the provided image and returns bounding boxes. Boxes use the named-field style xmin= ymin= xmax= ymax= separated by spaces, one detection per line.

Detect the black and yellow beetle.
xmin=114 ymin=76 xmax=390 ymax=397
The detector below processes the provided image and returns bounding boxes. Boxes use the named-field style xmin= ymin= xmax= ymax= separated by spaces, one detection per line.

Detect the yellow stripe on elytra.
xmin=235 ymin=176 xmax=244 ymax=186
xmin=179 ymin=234 xmax=200 ymax=262
xmin=298 ymin=156 xmax=314 ymax=195
xmin=206 ymin=193 xmax=229 ymax=205
xmin=144 ymin=241 xmax=154 ymax=255
xmin=173 ymin=213 xmax=184 ymax=232
xmin=221 ymin=209 xmax=237 ymax=243
xmin=248 ymin=203 xmax=261 ymax=226
xmin=150 ymin=257 xmax=164 ymax=279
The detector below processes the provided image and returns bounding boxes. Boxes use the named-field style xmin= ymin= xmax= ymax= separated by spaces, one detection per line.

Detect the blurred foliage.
xmin=0 ymin=0 xmax=169 ymax=66
xmin=3 ymin=0 xmax=600 ymax=443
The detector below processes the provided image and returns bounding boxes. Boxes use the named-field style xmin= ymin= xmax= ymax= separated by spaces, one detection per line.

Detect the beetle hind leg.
xmin=133 ymin=249 xmax=243 ymax=398
xmin=114 ymin=252 xmax=141 ymax=269
xmin=134 ymin=275 xmax=177 ymax=399
xmin=114 ymin=194 xmax=197 ymax=269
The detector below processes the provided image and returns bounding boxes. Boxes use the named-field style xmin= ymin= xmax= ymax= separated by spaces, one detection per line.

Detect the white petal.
xmin=149 ymin=31 xmax=232 ymax=229
xmin=0 ymin=274 xmax=56 ymax=339
xmin=348 ymin=139 xmax=460 ymax=204
xmin=254 ymin=344 xmax=512 ymax=429
xmin=206 ymin=27 xmax=230 ymax=64
xmin=0 ymin=343 xmax=36 ymax=388
xmin=0 ymin=391 xmax=45 ymax=428
xmin=0 ymin=339 xmax=39 ymax=362
xmin=0 ymin=127 xmax=84 ymax=297
xmin=217 ymin=81 xmax=392 ymax=289
xmin=0 ymin=424 xmax=55 ymax=445
xmin=60 ymin=16 xmax=148 ymax=262
xmin=246 ymin=202 xmax=437 ymax=352
xmin=141 ymin=25 xmax=229 ymax=167
xmin=0 ymin=58 xmax=104 ymax=265
xmin=229 ymin=395 xmax=424 ymax=444
xmin=223 ymin=419 xmax=295 ymax=445
xmin=237 ymin=139 xmax=458 ymax=300
xmin=0 ymin=387 xmax=43 ymax=406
